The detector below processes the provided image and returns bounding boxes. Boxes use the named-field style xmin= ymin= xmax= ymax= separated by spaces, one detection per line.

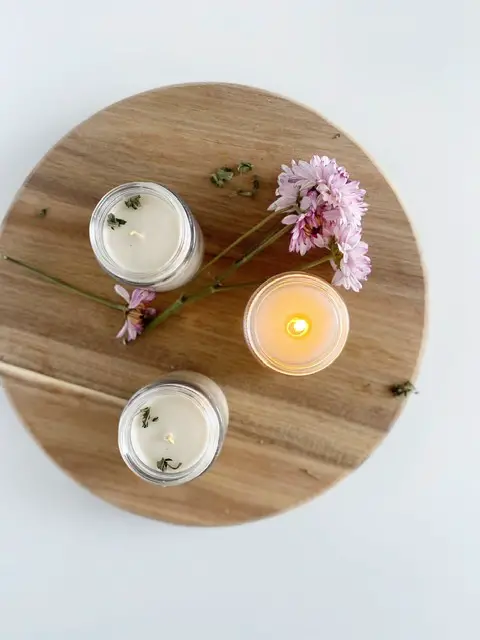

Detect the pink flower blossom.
xmin=267 ymin=176 xmax=298 ymax=211
xmin=329 ymin=226 xmax=371 ymax=292
xmin=115 ymin=285 xmax=156 ymax=343
xmin=269 ymin=155 xmax=367 ymax=229
xmin=282 ymin=210 xmax=326 ymax=255
xmin=268 ymin=155 xmax=371 ymax=291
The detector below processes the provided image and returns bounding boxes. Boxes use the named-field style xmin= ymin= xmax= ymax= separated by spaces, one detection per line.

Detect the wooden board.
xmin=0 ymin=83 xmax=425 ymax=526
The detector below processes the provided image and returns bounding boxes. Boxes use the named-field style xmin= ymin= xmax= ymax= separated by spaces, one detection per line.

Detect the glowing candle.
xmin=243 ymin=272 xmax=349 ymax=376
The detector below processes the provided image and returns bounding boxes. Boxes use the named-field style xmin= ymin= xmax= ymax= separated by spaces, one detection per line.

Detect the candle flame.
xmin=129 ymin=230 xmax=145 ymax=239
xmin=164 ymin=433 xmax=175 ymax=444
xmin=286 ymin=316 xmax=310 ymax=338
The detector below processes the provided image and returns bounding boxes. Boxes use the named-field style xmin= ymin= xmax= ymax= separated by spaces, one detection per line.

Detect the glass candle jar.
xmin=118 ymin=371 xmax=229 ymax=486
xmin=89 ymin=182 xmax=204 ymax=291
xmin=243 ymin=272 xmax=349 ymax=376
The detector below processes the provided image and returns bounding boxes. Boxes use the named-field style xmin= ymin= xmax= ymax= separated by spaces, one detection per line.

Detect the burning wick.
xmin=286 ymin=316 xmax=311 ymax=338
xmin=129 ymin=230 xmax=145 ymax=239
xmin=164 ymin=433 xmax=175 ymax=445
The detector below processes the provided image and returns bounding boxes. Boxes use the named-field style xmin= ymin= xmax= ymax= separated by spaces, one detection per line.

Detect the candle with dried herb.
xmin=118 ymin=372 xmax=229 ymax=486
xmin=90 ymin=182 xmax=203 ymax=291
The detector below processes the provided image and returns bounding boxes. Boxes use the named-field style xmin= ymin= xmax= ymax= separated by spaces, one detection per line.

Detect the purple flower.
xmin=268 ymin=155 xmax=371 ymax=291
xmin=282 ymin=207 xmax=326 ymax=256
xmin=270 ymin=155 xmax=368 ymax=232
xmin=329 ymin=225 xmax=371 ymax=292
xmin=115 ymin=285 xmax=156 ymax=343
xmin=268 ymin=175 xmax=298 ymax=211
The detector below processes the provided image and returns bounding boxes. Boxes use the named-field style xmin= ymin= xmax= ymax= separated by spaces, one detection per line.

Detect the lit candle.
xmin=243 ymin=272 xmax=349 ymax=376
xmin=118 ymin=372 xmax=228 ymax=486
xmin=90 ymin=182 xmax=203 ymax=291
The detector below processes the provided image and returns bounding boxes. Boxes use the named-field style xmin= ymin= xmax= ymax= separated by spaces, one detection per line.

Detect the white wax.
xmin=103 ymin=194 xmax=182 ymax=273
xmin=131 ymin=392 xmax=210 ymax=471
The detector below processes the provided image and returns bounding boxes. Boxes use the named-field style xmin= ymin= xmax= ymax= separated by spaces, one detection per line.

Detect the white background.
xmin=0 ymin=1 xmax=478 ymax=638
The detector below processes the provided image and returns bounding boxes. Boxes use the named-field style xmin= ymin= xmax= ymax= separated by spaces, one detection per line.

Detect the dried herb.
xmin=210 ymin=162 xmax=258 ymax=195
xmin=124 ymin=195 xmax=141 ymax=209
xmin=332 ymin=133 xmax=341 ymax=139
xmin=237 ymin=161 xmax=254 ymax=173
xmin=139 ymin=406 xmax=151 ymax=428
xmin=139 ymin=407 xmax=160 ymax=427
xmin=300 ymin=467 xmax=319 ymax=480
xmin=107 ymin=213 xmax=127 ymax=230
xmin=237 ymin=175 xmax=260 ymax=197
xmin=390 ymin=381 xmax=418 ymax=397
xmin=210 ymin=167 xmax=235 ymax=187
xmin=210 ymin=174 xmax=222 ymax=187
xmin=38 ymin=208 xmax=48 ymax=218
xmin=157 ymin=458 xmax=182 ymax=472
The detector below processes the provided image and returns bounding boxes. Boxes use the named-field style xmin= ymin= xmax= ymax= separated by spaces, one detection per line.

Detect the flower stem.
xmin=2 ymin=254 xmax=125 ymax=311
xmin=199 ymin=208 xmax=289 ymax=275
xmin=148 ymin=217 xmax=293 ymax=333
xmin=214 ymin=225 xmax=290 ymax=284
xmin=148 ymin=222 xmax=291 ymax=332
xmin=146 ymin=280 xmax=262 ymax=332
xmin=301 ymin=254 xmax=333 ymax=271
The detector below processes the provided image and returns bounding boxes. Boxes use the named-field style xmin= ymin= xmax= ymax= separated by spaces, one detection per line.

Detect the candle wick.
xmin=164 ymin=433 xmax=175 ymax=444
xmin=129 ymin=230 xmax=145 ymax=239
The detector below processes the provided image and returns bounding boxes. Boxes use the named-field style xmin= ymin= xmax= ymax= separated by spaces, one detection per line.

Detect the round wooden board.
xmin=0 ymin=83 xmax=425 ymax=526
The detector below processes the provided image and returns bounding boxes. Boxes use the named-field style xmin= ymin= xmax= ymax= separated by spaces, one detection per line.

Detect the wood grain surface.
xmin=0 ymin=83 xmax=425 ymax=526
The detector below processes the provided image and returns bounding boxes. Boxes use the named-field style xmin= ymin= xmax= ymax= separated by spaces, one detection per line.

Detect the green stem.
xmin=301 ymin=254 xmax=333 ymax=271
xmin=214 ymin=225 xmax=290 ymax=284
xmin=216 ymin=280 xmax=264 ymax=290
xmin=146 ymin=280 xmax=262 ymax=332
xmin=199 ymin=206 xmax=291 ymax=275
xmin=2 ymin=255 xmax=125 ymax=311
xmin=148 ymin=223 xmax=292 ymax=332
xmin=148 ymin=213 xmax=295 ymax=333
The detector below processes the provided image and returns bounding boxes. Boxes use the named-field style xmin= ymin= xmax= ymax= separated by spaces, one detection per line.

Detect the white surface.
xmin=0 ymin=1 xmax=478 ymax=638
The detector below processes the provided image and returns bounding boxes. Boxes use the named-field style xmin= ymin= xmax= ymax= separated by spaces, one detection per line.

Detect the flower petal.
xmin=114 ymin=285 xmax=130 ymax=303
xmin=282 ymin=214 xmax=299 ymax=226
xmin=127 ymin=320 xmax=139 ymax=342
xmin=129 ymin=288 xmax=155 ymax=308
xmin=312 ymin=235 xmax=326 ymax=248
xmin=116 ymin=321 xmax=128 ymax=339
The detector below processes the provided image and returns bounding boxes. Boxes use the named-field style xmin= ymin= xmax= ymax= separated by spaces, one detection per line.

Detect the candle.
xmin=90 ymin=182 xmax=203 ymax=291
xmin=118 ymin=372 xmax=228 ymax=486
xmin=243 ymin=272 xmax=349 ymax=376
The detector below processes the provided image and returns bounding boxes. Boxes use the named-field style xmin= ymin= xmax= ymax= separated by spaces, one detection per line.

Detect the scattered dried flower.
xmin=124 ymin=195 xmax=142 ymax=209
xmin=237 ymin=161 xmax=254 ymax=173
xmin=236 ymin=175 xmax=260 ymax=197
xmin=211 ymin=167 xmax=235 ymax=187
xmin=140 ymin=406 xmax=151 ymax=428
xmin=157 ymin=458 xmax=182 ymax=472
xmin=390 ymin=381 xmax=418 ymax=397
xmin=107 ymin=213 xmax=127 ymax=230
